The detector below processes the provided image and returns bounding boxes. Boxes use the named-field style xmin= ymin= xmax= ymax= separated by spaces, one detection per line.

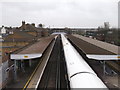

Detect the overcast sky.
xmin=0 ymin=0 xmax=119 ymax=28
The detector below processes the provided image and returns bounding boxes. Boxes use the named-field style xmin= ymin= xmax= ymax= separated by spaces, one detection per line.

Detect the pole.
xmin=21 ymin=60 xmax=25 ymax=72
xmin=103 ymin=61 xmax=106 ymax=76
xmin=29 ymin=59 xmax=32 ymax=67
xmin=14 ymin=60 xmax=17 ymax=81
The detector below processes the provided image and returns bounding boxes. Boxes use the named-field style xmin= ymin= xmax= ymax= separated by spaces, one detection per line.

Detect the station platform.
xmin=4 ymin=35 xmax=56 ymax=89
xmin=10 ymin=35 xmax=56 ymax=60
xmin=68 ymin=34 xmax=120 ymax=60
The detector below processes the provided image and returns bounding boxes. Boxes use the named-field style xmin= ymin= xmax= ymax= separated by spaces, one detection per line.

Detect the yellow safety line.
xmin=118 ymin=56 xmax=120 ymax=59
xmin=22 ymin=59 xmax=42 ymax=90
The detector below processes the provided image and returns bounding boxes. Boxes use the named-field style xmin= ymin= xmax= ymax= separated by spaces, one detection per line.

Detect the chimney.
xmin=22 ymin=21 xmax=25 ymax=26
xmin=22 ymin=21 xmax=26 ymax=30
xmin=31 ymin=23 xmax=35 ymax=27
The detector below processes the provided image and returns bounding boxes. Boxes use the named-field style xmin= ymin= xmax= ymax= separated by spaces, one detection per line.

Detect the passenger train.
xmin=61 ymin=34 xmax=108 ymax=89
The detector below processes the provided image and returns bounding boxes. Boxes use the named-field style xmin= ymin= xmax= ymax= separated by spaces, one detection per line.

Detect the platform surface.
xmin=68 ymin=34 xmax=120 ymax=60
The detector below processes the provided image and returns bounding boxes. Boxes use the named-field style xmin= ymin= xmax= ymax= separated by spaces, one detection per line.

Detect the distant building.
xmin=104 ymin=22 xmax=109 ymax=29
xmin=0 ymin=26 xmax=7 ymax=35
xmin=19 ymin=21 xmax=38 ymax=36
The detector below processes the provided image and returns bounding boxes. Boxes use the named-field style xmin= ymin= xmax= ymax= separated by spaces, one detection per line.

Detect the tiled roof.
xmin=19 ymin=24 xmax=37 ymax=32
xmin=3 ymin=31 xmax=36 ymax=42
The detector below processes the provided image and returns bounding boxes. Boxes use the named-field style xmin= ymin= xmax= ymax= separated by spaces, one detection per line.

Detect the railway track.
xmin=37 ymin=35 xmax=69 ymax=89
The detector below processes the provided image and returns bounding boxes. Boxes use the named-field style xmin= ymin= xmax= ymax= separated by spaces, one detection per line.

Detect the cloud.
xmin=0 ymin=0 xmax=118 ymax=28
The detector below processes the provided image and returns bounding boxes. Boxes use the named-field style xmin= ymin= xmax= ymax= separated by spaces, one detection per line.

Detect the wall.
xmin=0 ymin=61 xmax=8 ymax=89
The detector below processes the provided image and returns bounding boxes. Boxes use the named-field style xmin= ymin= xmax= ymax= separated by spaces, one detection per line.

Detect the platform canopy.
xmin=10 ymin=35 xmax=55 ymax=60
xmin=86 ymin=55 xmax=120 ymax=60
xmin=68 ymin=35 xmax=120 ymax=60
xmin=11 ymin=53 xmax=42 ymax=60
